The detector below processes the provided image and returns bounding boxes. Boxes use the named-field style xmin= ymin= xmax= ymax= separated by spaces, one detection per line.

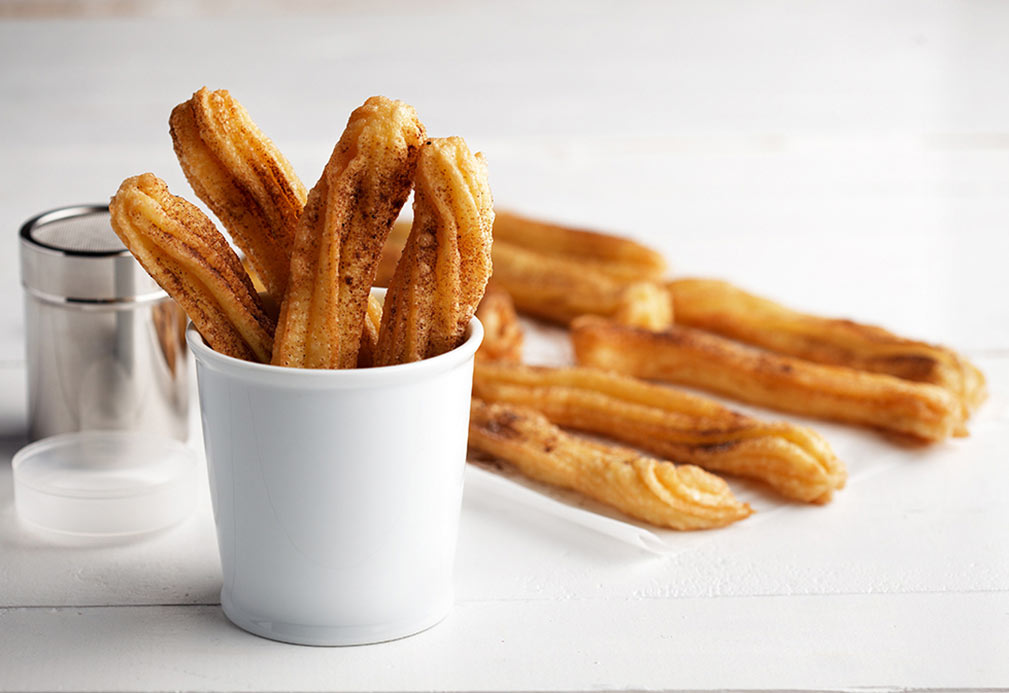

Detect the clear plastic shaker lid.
xmin=12 ymin=431 xmax=197 ymax=537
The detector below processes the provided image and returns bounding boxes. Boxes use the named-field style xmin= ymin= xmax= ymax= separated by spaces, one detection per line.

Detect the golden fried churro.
xmin=374 ymin=137 xmax=494 ymax=365
xmin=490 ymin=241 xmax=666 ymax=325
xmin=170 ymin=87 xmax=306 ymax=304
xmin=670 ymin=278 xmax=987 ymax=427
xmin=613 ymin=281 xmax=674 ymax=330
xmin=110 ymin=173 xmax=275 ymax=362
xmin=475 ymin=284 xmax=524 ymax=363
xmin=151 ymin=301 xmax=188 ymax=375
xmin=473 ymin=362 xmax=845 ymax=503
xmin=356 ymin=294 xmax=384 ymax=368
xmin=469 ymin=399 xmax=752 ymax=530
xmin=493 ymin=211 xmax=666 ymax=282
xmin=373 ymin=219 xmax=411 ymax=287
xmin=571 ymin=316 xmax=962 ymax=442
xmin=272 ymin=96 xmax=426 ymax=369
xmin=379 ymin=218 xmax=668 ymax=326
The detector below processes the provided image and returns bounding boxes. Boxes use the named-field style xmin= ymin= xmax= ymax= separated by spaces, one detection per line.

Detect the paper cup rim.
xmin=186 ymin=287 xmax=484 ymax=387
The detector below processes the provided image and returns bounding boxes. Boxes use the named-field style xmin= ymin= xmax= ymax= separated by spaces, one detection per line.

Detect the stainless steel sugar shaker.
xmin=19 ymin=205 xmax=189 ymax=442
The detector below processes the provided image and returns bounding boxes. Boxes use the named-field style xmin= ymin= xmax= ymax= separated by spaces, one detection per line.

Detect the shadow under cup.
xmin=186 ymin=289 xmax=483 ymax=646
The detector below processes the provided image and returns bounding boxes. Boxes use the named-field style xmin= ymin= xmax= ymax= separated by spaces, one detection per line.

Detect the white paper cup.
xmin=187 ymin=289 xmax=482 ymax=646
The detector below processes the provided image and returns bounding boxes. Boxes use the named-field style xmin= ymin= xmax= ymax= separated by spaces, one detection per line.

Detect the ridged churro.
xmin=374 ymin=137 xmax=494 ymax=365
xmin=473 ymin=362 xmax=845 ymax=503
xmin=110 ymin=173 xmax=275 ymax=362
xmin=475 ymin=284 xmax=524 ymax=363
xmin=469 ymin=399 xmax=752 ymax=530
xmin=670 ymin=278 xmax=987 ymax=427
xmin=378 ymin=216 xmax=669 ymax=326
xmin=571 ymin=316 xmax=963 ymax=442
xmin=272 ymin=96 xmax=426 ymax=369
xmin=493 ymin=211 xmax=666 ymax=282
xmin=356 ymin=294 xmax=385 ymax=368
xmin=170 ymin=87 xmax=306 ymax=304
xmin=490 ymin=242 xmax=667 ymax=325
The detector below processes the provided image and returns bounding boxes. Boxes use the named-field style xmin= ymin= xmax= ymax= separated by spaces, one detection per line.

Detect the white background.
xmin=1 ymin=2 xmax=1007 ymax=691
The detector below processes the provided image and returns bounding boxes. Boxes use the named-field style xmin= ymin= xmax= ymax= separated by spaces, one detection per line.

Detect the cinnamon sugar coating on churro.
xmin=272 ymin=96 xmax=425 ymax=369
xmin=374 ymin=137 xmax=494 ymax=365
xmin=171 ymin=87 xmax=306 ymax=304
xmin=110 ymin=173 xmax=274 ymax=362
xmin=469 ymin=399 xmax=752 ymax=530
xmin=473 ymin=362 xmax=845 ymax=503
xmin=669 ymin=278 xmax=986 ymax=433
xmin=572 ymin=316 xmax=963 ymax=442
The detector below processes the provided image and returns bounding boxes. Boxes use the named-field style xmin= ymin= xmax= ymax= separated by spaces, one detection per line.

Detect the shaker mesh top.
xmin=30 ymin=212 xmax=125 ymax=254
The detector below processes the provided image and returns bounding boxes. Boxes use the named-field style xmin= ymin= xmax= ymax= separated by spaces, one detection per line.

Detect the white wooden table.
xmin=1 ymin=3 xmax=1008 ymax=690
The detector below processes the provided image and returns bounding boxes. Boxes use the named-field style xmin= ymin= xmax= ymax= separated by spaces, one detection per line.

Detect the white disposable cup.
xmin=187 ymin=289 xmax=482 ymax=646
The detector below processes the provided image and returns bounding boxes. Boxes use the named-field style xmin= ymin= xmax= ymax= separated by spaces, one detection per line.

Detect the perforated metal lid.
xmin=20 ymin=205 xmax=165 ymax=304
xmin=25 ymin=205 xmax=127 ymax=255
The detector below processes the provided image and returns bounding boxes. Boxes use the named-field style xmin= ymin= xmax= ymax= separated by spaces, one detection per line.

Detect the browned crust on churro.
xmin=374 ymin=137 xmax=494 ymax=365
xmin=272 ymin=96 xmax=425 ymax=369
xmin=151 ymin=301 xmax=187 ymax=375
xmin=475 ymin=283 xmax=524 ymax=363
xmin=373 ymin=219 xmax=411 ymax=287
xmin=571 ymin=316 xmax=962 ymax=442
xmin=670 ymin=278 xmax=987 ymax=428
xmin=469 ymin=399 xmax=752 ymax=530
xmin=493 ymin=210 xmax=666 ymax=281
xmin=110 ymin=173 xmax=274 ymax=362
xmin=473 ymin=362 xmax=845 ymax=503
xmin=170 ymin=87 xmax=306 ymax=304
xmin=489 ymin=241 xmax=652 ymax=324
xmin=380 ymin=218 xmax=667 ymax=327
xmin=355 ymin=294 xmax=384 ymax=368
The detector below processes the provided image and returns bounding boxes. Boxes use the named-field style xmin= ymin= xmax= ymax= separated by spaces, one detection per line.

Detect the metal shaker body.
xmin=20 ymin=205 xmax=189 ymax=442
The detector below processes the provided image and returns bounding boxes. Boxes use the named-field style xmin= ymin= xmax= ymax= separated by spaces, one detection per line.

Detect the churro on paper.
xmin=572 ymin=316 xmax=963 ymax=442
xmin=377 ymin=212 xmax=669 ymax=326
xmin=492 ymin=211 xmax=666 ymax=282
xmin=272 ymin=96 xmax=426 ymax=369
xmin=490 ymin=242 xmax=670 ymax=325
xmin=473 ymin=362 xmax=845 ymax=503
xmin=670 ymin=278 xmax=986 ymax=431
xmin=475 ymin=284 xmax=524 ymax=363
xmin=469 ymin=399 xmax=752 ymax=530
xmin=613 ymin=281 xmax=674 ymax=330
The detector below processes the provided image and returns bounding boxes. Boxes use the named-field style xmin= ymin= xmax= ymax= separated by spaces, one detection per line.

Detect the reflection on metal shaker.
xmin=20 ymin=205 xmax=189 ymax=442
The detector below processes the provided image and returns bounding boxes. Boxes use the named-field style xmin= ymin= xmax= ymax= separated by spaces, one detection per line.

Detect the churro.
xmin=469 ymin=399 xmax=752 ymax=530
xmin=110 ymin=173 xmax=274 ymax=362
xmin=272 ymin=96 xmax=426 ymax=369
xmin=373 ymin=220 xmax=410 ymax=287
xmin=379 ymin=216 xmax=669 ymax=326
xmin=374 ymin=137 xmax=494 ymax=365
xmin=475 ymin=284 xmax=524 ymax=363
xmin=493 ymin=211 xmax=666 ymax=282
xmin=670 ymin=278 xmax=987 ymax=427
xmin=473 ymin=362 xmax=845 ymax=503
xmin=355 ymin=294 xmax=385 ymax=368
xmin=490 ymin=241 xmax=666 ymax=325
xmin=170 ymin=87 xmax=306 ymax=304
xmin=613 ymin=281 xmax=674 ymax=330
xmin=572 ymin=316 xmax=963 ymax=442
